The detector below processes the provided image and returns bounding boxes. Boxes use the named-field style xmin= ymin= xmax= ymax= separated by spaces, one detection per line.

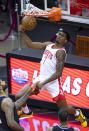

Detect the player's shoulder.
xmin=1 ymin=97 xmax=14 ymax=112
xmin=41 ymin=41 xmax=52 ymax=50
xmin=58 ymin=47 xmax=66 ymax=52
xmin=43 ymin=42 xmax=53 ymax=46
xmin=9 ymin=94 xmax=16 ymax=102
xmin=46 ymin=43 xmax=55 ymax=48
xmin=56 ymin=48 xmax=66 ymax=56
xmin=2 ymin=97 xmax=13 ymax=107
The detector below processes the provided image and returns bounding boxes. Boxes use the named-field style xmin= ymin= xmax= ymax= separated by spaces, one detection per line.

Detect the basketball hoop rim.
xmin=24 ymin=8 xmax=61 ymax=17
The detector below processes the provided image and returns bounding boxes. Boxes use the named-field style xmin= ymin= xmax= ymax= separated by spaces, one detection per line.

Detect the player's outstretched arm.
xmin=1 ymin=98 xmax=24 ymax=131
xmin=15 ymin=83 xmax=32 ymax=100
xmin=15 ymin=83 xmax=36 ymax=109
xmin=19 ymin=25 xmax=51 ymax=50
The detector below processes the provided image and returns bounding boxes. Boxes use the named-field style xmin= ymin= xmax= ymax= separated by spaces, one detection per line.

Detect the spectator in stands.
xmin=47 ymin=109 xmax=78 ymax=131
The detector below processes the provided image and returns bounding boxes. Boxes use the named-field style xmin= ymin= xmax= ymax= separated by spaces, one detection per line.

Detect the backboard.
xmin=20 ymin=0 xmax=89 ymax=24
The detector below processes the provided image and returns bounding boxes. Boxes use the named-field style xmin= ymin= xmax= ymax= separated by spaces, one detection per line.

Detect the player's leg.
xmin=17 ymin=77 xmax=41 ymax=118
xmin=16 ymin=84 xmax=34 ymax=118
xmin=47 ymin=80 xmax=87 ymax=128
xmin=56 ymin=98 xmax=76 ymax=114
xmin=56 ymin=98 xmax=87 ymax=128
xmin=19 ymin=76 xmax=47 ymax=117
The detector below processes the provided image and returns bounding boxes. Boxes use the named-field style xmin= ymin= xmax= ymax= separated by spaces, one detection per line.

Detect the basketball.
xmin=22 ymin=16 xmax=37 ymax=31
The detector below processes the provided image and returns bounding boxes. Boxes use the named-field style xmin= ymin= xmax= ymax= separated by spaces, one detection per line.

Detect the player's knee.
xmin=67 ymin=105 xmax=75 ymax=114
xmin=56 ymin=99 xmax=67 ymax=108
xmin=53 ymin=94 xmax=65 ymax=102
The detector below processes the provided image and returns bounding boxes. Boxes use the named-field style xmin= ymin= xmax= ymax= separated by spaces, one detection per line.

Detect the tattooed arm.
xmin=1 ymin=98 xmax=24 ymax=131
xmin=15 ymin=83 xmax=32 ymax=100
xmin=15 ymin=83 xmax=36 ymax=109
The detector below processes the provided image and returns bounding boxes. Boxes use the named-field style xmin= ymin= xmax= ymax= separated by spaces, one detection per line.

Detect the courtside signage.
xmin=9 ymin=58 xmax=89 ymax=109
xmin=12 ymin=68 xmax=28 ymax=84
xmin=19 ymin=114 xmax=89 ymax=131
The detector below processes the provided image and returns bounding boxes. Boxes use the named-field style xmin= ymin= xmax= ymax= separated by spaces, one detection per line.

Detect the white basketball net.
xmin=24 ymin=3 xmax=54 ymax=16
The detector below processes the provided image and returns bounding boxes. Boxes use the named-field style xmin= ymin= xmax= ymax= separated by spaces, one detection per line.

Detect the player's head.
xmin=0 ymin=80 xmax=7 ymax=93
xmin=58 ymin=109 xmax=69 ymax=122
xmin=56 ymin=28 xmax=70 ymax=45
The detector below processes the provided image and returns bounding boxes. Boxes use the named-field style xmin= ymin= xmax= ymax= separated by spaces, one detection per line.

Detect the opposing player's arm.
xmin=15 ymin=83 xmax=31 ymax=100
xmin=19 ymin=25 xmax=51 ymax=50
xmin=41 ymin=50 xmax=66 ymax=86
xmin=1 ymin=98 xmax=24 ymax=131
xmin=15 ymin=83 xmax=37 ymax=109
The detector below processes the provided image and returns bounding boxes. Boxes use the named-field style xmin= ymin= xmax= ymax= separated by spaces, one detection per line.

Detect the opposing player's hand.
xmin=18 ymin=25 xmax=25 ymax=33
xmin=31 ymin=82 xmax=38 ymax=92
xmin=36 ymin=82 xmax=44 ymax=90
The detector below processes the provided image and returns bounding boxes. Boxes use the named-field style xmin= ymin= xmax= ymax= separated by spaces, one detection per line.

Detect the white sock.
xmin=75 ymin=110 xmax=80 ymax=116
xmin=22 ymin=105 xmax=30 ymax=114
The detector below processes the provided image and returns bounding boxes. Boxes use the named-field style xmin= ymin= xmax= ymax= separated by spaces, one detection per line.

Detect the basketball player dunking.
xmin=18 ymin=25 xmax=87 ymax=128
